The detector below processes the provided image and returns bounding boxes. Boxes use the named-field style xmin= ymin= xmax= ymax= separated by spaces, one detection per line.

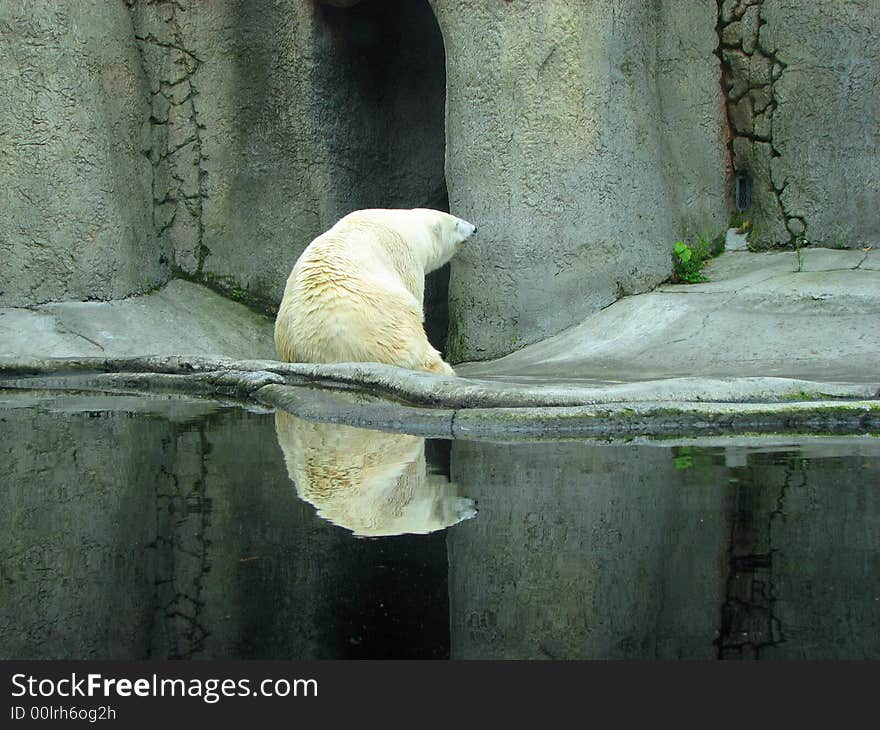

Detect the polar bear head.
xmin=329 ymin=207 xmax=477 ymax=275
xmin=410 ymin=208 xmax=477 ymax=272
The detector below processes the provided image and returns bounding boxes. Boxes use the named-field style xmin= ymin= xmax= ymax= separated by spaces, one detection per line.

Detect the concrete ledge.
xmin=1 ymin=355 xmax=877 ymax=405
xmin=0 ymin=356 xmax=877 ymax=439
xmin=0 ymin=279 xmax=276 ymax=360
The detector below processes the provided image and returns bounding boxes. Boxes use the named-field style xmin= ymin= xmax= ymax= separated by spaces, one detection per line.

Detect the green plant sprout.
xmin=671 ymin=239 xmax=710 ymax=283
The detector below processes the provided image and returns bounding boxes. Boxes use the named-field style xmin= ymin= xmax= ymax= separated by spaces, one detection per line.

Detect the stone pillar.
xmin=431 ymin=0 xmax=728 ymax=361
xmin=0 ymin=0 xmax=160 ymax=307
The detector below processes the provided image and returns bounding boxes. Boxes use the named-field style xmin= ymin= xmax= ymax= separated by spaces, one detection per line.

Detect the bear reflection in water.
xmin=274 ymin=411 xmax=476 ymax=537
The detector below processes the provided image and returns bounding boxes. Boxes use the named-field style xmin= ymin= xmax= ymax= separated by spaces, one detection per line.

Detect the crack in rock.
xmin=717 ymin=0 xmax=803 ymax=248
xmin=130 ymin=0 xmax=210 ymax=276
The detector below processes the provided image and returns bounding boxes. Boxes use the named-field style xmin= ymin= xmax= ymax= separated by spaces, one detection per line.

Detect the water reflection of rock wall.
xmin=0 ymin=399 xmax=448 ymax=660
xmin=719 ymin=442 xmax=880 ymax=660
xmin=4 ymin=401 xmax=877 ymax=661
xmin=0 ymin=401 xmax=161 ymax=659
xmin=448 ymin=440 xmax=880 ymax=660
xmin=448 ymin=442 xmax=728 ymax=659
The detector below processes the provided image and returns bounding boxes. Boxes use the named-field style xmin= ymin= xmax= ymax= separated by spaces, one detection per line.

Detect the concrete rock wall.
xmin=720 ymin=0 xmax=880 ymax=248
xmin=129 ymin=0 xmax=447 ymax=311
xmin=2 ymin=0 xmax=877 ymax=359
xmin=431 ymin=0 xmax=729 ymax=361
xmin=0 ymin=0 xmax=161 ymax=307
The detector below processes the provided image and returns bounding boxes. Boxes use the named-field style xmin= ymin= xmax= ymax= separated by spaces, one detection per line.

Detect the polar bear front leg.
xmin=373 ymin=291 xmax=457 ymax=376
xmin=424 ymin=352 xmax=456 ymax=376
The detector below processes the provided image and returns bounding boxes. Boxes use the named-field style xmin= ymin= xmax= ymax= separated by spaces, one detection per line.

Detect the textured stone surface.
xmin=0 ymin=279 xmax=275 ymax=359
xmin=459 ymin=249 xmax=880 ymax=383
xmin=431 ymin=0 xmax=729 ymax=361
xmin=0 ymin=0 xmax=162 ymax=307
xmin=2 ymin=0 xmax=878 ymax=364
xmin=720 ymin=0 xmax=880 ymax=248
xmin=129 ymin=0 xmax=448 ymax=313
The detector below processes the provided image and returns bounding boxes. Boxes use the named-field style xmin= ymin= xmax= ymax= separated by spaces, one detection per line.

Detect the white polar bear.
xmin=274 ymin=208 xmax=476 ymax=374
xmin=275 ymin=412 xmax=477 ymax=537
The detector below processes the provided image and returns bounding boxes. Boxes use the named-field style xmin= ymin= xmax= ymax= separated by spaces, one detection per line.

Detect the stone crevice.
xmin=717 ymin=0 xmax=804 ymax=246
xmin=130 ymin=1 xmax=210 ymax=276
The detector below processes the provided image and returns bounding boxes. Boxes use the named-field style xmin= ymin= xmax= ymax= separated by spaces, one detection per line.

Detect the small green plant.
xmin=728 ymin=212 xmax=752 ymax=233
xmin=745 ymin=219 xmax=762 ymax=251
xmin=671 ymin=239 xmax=710 ymax=283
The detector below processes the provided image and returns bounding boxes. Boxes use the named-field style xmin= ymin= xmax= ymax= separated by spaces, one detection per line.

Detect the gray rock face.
xmin=431 ymin=0 xmax=729 ymax=361
xmin=2 ymin=0 xmax=878 ymax=362
xmin=0 ymin=1 xmax=162 ymax=307
xmin=0 ymin=279 xmax=276 ymax=359
xmin=720 ymin=0 xmax=880 ymax=248
xmin=129 ymin=0 xmax=448 ymax=311
xmin=458 ymin=248 xmax=880 ymax=383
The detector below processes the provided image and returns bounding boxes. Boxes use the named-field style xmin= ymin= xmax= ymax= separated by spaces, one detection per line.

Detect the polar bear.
xmin=274 ymin=208 xmax=476 ymax=375
xmin=274 ymin=411 xmax=477 ymax=537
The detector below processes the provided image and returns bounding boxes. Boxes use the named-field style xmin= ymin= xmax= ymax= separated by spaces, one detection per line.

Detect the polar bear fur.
xmin=275 ymin=411 xmax=477 ymax=537
xmin=274 ymin=208 xmax=476 ymax=374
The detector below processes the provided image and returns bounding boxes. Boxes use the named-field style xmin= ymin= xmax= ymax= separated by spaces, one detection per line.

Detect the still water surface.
xmin=1 ymin=393 xmax=878 ymax=660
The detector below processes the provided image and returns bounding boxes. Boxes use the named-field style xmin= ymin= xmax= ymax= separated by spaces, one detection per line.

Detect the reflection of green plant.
xmin=672 ymin=445 xmax=715 ymax=471
xmin=673 ymin=452 xmax=694 ymax=470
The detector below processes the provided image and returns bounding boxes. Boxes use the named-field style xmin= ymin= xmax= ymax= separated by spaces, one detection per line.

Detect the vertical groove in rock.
xmin=130 ymin=0 xmax=209 ymax=276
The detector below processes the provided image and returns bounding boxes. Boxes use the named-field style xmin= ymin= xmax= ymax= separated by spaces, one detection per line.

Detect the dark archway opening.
xmin=316 ymin=0 xmax=451 ymax=353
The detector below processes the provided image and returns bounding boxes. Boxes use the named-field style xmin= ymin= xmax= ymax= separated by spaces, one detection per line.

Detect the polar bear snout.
xmin=456 ymin=218 xmax=477 ymax=241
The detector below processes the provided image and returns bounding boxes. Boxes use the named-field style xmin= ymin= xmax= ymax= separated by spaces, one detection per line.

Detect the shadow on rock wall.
xmin=129 ymin=0 xmax=448 ymax=317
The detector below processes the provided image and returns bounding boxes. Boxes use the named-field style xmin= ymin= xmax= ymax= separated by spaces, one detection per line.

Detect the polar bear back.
xmin=274 ymin=208 xmax=475 ymax=373
xmin=300 ymin=215 xmax=427 ymax=303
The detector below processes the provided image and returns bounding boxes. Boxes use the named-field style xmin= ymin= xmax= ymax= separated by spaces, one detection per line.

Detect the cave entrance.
xmin=317 ymin=0 xmax=450 ymax=353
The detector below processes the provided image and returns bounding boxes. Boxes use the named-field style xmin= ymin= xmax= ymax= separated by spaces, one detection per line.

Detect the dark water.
xmin=1 ymin=393 xmax=878 ymax=660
